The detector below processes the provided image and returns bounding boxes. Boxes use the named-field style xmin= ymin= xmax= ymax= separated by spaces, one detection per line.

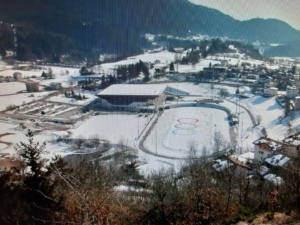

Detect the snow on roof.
xmin=265 ymin=154 xmax=290 ymax=167
xmin=254 ymin=138 xmax=283 ymax=152
xmin=236 ymin=152 xmax=255 ymax=163
xmin=264 ymin=174 xmax=284 ymax=186
xmin=258 ymin=166 xmax=270 ymax=175
xmin=212 ymin=159 xmax=231 ymax=171
xmin=97 ymin=84 xmax=167 ymax=96
xmin=254 ymin=139 xmax=269 ymax=144
xmin=289 ymin=139 xmax=300 ymax=146
xmin=114 ymin=185 xmax=152 ymax=193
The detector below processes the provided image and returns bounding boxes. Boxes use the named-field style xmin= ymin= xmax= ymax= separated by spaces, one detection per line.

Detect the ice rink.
xmin=144 ymin=107 xmax=231 ymax=158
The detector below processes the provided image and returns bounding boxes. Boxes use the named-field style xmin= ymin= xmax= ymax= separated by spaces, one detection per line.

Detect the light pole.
xmin=155 ymin=123 xmax=158 ymax=155
xmin=176 ymin=84 xmax=178 ymax=104
xmin=137 ymin=115 xmax=139 ymax=138
xmin=240 ymin=112 xmax=244 ymax=147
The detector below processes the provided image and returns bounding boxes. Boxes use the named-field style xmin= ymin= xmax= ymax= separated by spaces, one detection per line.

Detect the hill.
xmin=0 ymin=0 xmax=299 ymax=61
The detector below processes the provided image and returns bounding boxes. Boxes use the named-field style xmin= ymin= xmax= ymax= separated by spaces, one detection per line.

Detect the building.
xmin=264 ymin=154 xmax=290 ymax=168
xmin=47 ymin=82 xmax=62 ymax=90
xmin=13 ymin=72 xmax=22 ymax=80
xmin=295 ymin=96 xmax=300 ymax=110
xmin=97 ymin=84 xmax=187 ymax=111
xmin=253 ymin=138 xmax=274 ymax=163
xmin=201 ymin=67 xmax=214 ymax=79
xmin=264 ymin=87 xmax=278 ymax=97
xmin=5 ymin=76 xmax=14 ymax=82
xmin=254 ymin=137 xmax=295 ymax=163
xmin=166 ymin=73 xmax=186 ymax=81
xmin=286 ymin=85 xmax=298 ymax=99
xmin=25 ymin=82 xmax=39 ymax=92
xmin=246 ymin=73 xmax=258 ymax=80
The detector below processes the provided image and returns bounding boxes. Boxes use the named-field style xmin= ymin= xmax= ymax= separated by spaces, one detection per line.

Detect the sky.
xmin=188 ymin=0 xmax=300 ymax=30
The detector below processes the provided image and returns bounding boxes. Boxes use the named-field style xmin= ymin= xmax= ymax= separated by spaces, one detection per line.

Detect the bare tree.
xmin=261 ymin=127 xmax=268 ymax=137
xmin=214 ymin=131 xmax=225 ymax=153
xmin=256 ymin=115 xmax=262 ymax=125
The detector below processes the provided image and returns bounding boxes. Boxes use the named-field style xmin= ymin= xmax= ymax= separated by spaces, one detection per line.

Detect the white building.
xmin=97 ymin=84 xmax=167 ymax=110
xmin=253 ymin=138 xmax=273 ymax=163
xmin=253 ymin=137 xmax=288 ymax=163
xmin=97 ymin=84 xmax=188 ymax=111
xmin=264 ymin=87 xmax=278 ymax=97
xmin=286 ymin=85 xmax=298 ymax=99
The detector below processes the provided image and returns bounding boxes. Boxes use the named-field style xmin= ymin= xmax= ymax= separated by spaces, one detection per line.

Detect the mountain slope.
xmin=0 ymin=0 xmax=299 ymax=61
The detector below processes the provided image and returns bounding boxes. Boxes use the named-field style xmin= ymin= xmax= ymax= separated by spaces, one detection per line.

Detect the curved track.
xmin=137 ymin=105 xmax=233 ymax=160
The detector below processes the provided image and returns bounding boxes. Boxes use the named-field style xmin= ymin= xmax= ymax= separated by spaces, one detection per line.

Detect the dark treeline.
xmin=174 ymin=38 xmax=264 ymax=65
xmin=116 ymin=60 xmax=150 ymax=83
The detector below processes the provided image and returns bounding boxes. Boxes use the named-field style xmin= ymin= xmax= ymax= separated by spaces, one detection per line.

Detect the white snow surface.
xmin=98 ymin=84 xmax=167 ymax=96
xmin=72 ymin=113 xmax=151 ymax=146
xmin=0 ymin=92 xmax=54 ymax=111
xmin=0 ymin=82 xmax=25 ymax=95
xmin=48 ymin=92 xmax=97 ymax=106
xmin=144 ymin=107 xmax=230 ymax=158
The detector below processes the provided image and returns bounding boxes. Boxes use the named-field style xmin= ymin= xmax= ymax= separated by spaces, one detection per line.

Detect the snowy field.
xmin=0 ymin=82 xmax=25 ymax=95
xmin=47 ymin=90 xmax=98 ymax=106
xmin=72 ymin=113 xmax=151 ymax=146
xmin=0 ymin=69 xmax=42 ymax=78
xmin=0 ymin=121 xmax=69 ymax=158
xmin=0 ymin=91 xmax=54 ymax=111
xmin=48 ymin=94 xmax=96 ymax=106
xmin=144 ymin=107 xmax=230 ymax=158
xmin=0 ymin=66 xmax=80 ymax=88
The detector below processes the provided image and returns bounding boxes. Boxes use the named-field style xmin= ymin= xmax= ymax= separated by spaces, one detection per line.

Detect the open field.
xmin=72 ymin=113 xmax=151 ymax=146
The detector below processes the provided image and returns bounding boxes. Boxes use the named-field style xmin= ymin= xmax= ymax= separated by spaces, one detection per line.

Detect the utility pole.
xmin=155 ymin=122 xmax=158 ymax=155
xmin=176 ymin=84 xmax=179 ymax=104
xmin=137 ymin=116 xmax=139 ymax=138
xmin=12 ymin=24 xmax=18 ymax=59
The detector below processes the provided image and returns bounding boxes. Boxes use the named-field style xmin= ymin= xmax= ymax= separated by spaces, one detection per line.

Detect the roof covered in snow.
xmin=212 ymin=159 xmax=232 ymax=171
xmin=265 ymin=154 xmax=290 ymax=167
xmin=97 ymin=84 xmax=167 ymax=96
xmin=253 ymin=137 xmax=287 ymax=152
xmin=264 ymin=174 xmax=284 ymax=186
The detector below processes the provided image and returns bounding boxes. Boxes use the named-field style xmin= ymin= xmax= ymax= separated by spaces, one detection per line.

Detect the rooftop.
xmin=264 ymin=174 xmax=284 ymax=186
xmin=212 ymin=159 xmax=232 ymax=172
xmin=253 ymin=137 xmax=289 ymax=152
xmin=265 ymin=154 xmax=290 ymax=167
xmin=97 ymin=84 xmax=167 ymax=96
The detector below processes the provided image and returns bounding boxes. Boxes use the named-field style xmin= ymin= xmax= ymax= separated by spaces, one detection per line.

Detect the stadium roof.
xmin=97 ymin=84 xmax=167 ymax=96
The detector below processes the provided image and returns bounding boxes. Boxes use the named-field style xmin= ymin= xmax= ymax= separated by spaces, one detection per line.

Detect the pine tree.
xmin=170 ymin=62 xmax=175 ymax=71
xmin=41 ymin=71 xmax=47 ymax=78
xmin=13 ymin=130 xmax=64 ymax=224
xmin=15 ymin=129 xmax=45 ymax=177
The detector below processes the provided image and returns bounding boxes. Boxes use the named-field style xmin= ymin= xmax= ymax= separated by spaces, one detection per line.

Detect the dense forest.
xmin=0 ymin=0 xmax=300 ymax=62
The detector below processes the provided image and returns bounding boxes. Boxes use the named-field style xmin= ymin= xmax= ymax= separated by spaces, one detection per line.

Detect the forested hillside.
xmin=0 ymin=0 xmax=299 ymax=62
xmin=1 ymin=130 xmax=300 ymax=225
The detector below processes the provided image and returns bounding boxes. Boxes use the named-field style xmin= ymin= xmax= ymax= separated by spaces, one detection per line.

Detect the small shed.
xmin=13 ymin=72 xmax=22 ymax=80
xmin=25 ymin=82 xmax=39 ymax=92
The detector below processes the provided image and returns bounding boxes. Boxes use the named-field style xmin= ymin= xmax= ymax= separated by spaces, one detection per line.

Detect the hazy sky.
xmin=188 ymin=0 xmax=300 ymax=30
